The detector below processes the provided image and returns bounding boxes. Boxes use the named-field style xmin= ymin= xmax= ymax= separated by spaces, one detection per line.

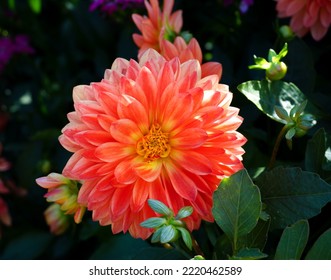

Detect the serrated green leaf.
xmin=148 ymin=199 xmax=173 ymax=216
xmin=176 ymin=206 xmax=193 ymax=219
xmin=212 ymin=169 xmax=262 ymax=252
xmin=305 ymin=228 xmax=331 ymax=260
xmin=237 ymin=80 xmax=306 ymax=123
xmin=257 ymin=166 xmax=331 ymax=230
xmin=140 ymin=217 xmax=166 ymax=228
xmin=230 ymin=248 xmax=268 ymax=260
xmin=160 ymin=225 xmax=177 ymax=243
xmin=177 ymin=227 xmax=192 ymax=250
xmin=275 ymin=220 xmax=309 ymax=260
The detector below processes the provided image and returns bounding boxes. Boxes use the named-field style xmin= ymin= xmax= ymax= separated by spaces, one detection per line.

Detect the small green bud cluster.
xmin=275 ymin=100 xmax=317 ymax=149
xmin=141 ymin=199 xmax=194 ymax=250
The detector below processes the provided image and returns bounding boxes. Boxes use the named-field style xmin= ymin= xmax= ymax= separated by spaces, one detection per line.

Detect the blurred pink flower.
xmin=132 ymin=0 xmax=183 ymax=58
xmin=275 ymin=0 xmax=331 ymax=41
xmin=44 ymin=203 xmax=70 ymax=235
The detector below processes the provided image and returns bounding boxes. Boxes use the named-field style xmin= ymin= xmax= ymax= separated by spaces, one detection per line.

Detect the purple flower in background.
xmin=239 ymin=0 xmax=254 ymax=13
xmin=0 ymin=35 xmax=34 ymax=73
xmin=89 ymin=0 xmax=144 ymax=15
xmin=222 ymin=0 xmax=254 ymax=13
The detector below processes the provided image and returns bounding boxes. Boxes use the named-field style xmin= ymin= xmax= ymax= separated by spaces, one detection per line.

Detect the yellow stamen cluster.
xmin=136 ymin=124 xmax=171 ymax=161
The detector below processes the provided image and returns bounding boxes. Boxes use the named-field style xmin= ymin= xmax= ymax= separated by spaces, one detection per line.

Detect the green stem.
xmin=268 ymin=125 xmax=288 ymax=169
xmin=190 ymin=232 xmax=205 ymax=258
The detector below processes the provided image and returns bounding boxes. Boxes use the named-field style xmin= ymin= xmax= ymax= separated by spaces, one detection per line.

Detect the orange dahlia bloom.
xmin=275 ymin=0 xmax=331 ymax=41
xmin=132 ymin=0 xmax=183 ymax=57
xmin=59 ymin=49 xmax=246 ymax=239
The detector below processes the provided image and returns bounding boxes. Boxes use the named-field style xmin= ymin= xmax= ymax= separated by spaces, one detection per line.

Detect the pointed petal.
xmin=95 ymin=142 xmax=134 ymax=163
xmin=170 ymin=128 xmax=208 ymax=149
xmin=133 ymin=159 xmax=162 ymax=182
xmin=170 ymin=150 xmax=212 ymax=175
xmin=111 ymin=119 xmax=143 ymax=144
xmin=164 ymin=160 xmax=197 ymax=201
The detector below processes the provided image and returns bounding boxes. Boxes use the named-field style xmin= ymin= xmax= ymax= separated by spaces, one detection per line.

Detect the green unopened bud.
xmin=295 ymin=113 xmax=317 ymax=137
xmin=191 ymin=255 xmax=205 ymax=260
xmin=266 ymin=61 xmax=287 ymax=81
xmin=279 ymin=25 xmax=295 ymax=41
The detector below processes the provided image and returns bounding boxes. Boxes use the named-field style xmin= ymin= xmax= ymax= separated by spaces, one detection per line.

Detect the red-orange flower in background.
xmin=275 ymin=0 xmax=331 ymax=41
xmin=132 ymin=0 xmax=183 ymax=58
xmin=58 ymin=49 xmax=246 ymax=239
xmin=132 ymin=0 xmax=221 ymax=78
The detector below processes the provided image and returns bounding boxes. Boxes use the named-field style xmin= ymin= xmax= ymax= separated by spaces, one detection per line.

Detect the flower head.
xmin=36 ymin=173 xmax=86 ymax=224
xmin=132 ymin=0 xmax=183 ymax=58
xmin=44 ymin=203 xmax=70 ymax=235
xmin=275 ymin=0 xmax=331 ymax=41
xmin=59 ymin=49 xmax=246 ymax=239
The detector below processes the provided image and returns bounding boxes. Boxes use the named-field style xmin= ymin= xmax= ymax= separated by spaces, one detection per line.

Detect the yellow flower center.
xmin=136 ymin=124 xmax=171 ymax=161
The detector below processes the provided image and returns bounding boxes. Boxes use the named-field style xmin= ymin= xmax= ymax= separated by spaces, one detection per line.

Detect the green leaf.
xmin=176 ymin=206 xmax=193 ymax=219
xmin=147 ymin=199 xmax=173 ymax=216
xmin=257 ymin=166 xmax=331 ymax=230
xmin=237 ymin=218 xmax=270 ymax=251
xmin=212 ymin=169 xmax=262 ymax=252
xmin=305 ymin=228 xmax=331 ymax=260
xmin=0 ymin=231 xmax=53 ymax=259
xmin=274 ymin=220 xmax=309 ymax=260
xmin=305 ymin=128 xmax=331 ymax=180
xmin=160 ymin=225 xmax=177 ymax=243
xmin=230 ymin=248 xmax=267 ymax=260
xmin=151 ymin=227 xmax=163 ymax=243
xmin=28 ymin=0 xmax=42 ymax=13
xmin=140 ymin=217 xmax=167 ymax=228
xmin=90 ymin=233 xmax=151 ymax=260
xmin=177 ymin=227 xmax=192 ymax=250
xmin=237 ymin=80 xmax=306 ymax=123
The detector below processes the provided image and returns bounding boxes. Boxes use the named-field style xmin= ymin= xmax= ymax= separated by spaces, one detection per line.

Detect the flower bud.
xmin=266 ymin=61 xmax=287 ymax=81
xmin=279 ymin=25 xmax=295 ymax=41
xmin=295 ymin=113 xmax=317 ymax=137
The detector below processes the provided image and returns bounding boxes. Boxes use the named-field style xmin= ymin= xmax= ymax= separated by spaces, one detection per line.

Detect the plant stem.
xmin=190 ymin=232 xmax=205 ymax=257
xmin=268 ymin=125 xmax=288 ymax=169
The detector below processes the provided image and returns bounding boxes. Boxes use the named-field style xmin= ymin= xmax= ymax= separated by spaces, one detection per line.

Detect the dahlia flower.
xmin=58 ymin=49 xmax=246 ymax=239
xmin=132 ymin=0 xmax=183 ymax=58
xmin=36 ymin=173 xmax=86 ymax=224
xmin=44 ymin=203 xmax=70 ymax=235
xmin=275 ymin=0 xmax=331 ymax=41
xmin=160 ymin=36 xmax=223 ymax=79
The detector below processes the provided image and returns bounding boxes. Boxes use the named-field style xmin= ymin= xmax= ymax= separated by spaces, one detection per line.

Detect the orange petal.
xmin=170 ymin=150 xmax=212 ymax=175
xmin=133 ymin=159 xmax=162 ymax=182
xmin=111 ymin=119 xmax=143 ymax=145
xmin=95 ymin=142 xmax=134 ymax=163
xmin=170 ymin=128 xmax=208 ymax=149
xmin=114 ymin=160 xmax=138 ymax=184
xmin=164 ymin=160 xmax=197 ymax=201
